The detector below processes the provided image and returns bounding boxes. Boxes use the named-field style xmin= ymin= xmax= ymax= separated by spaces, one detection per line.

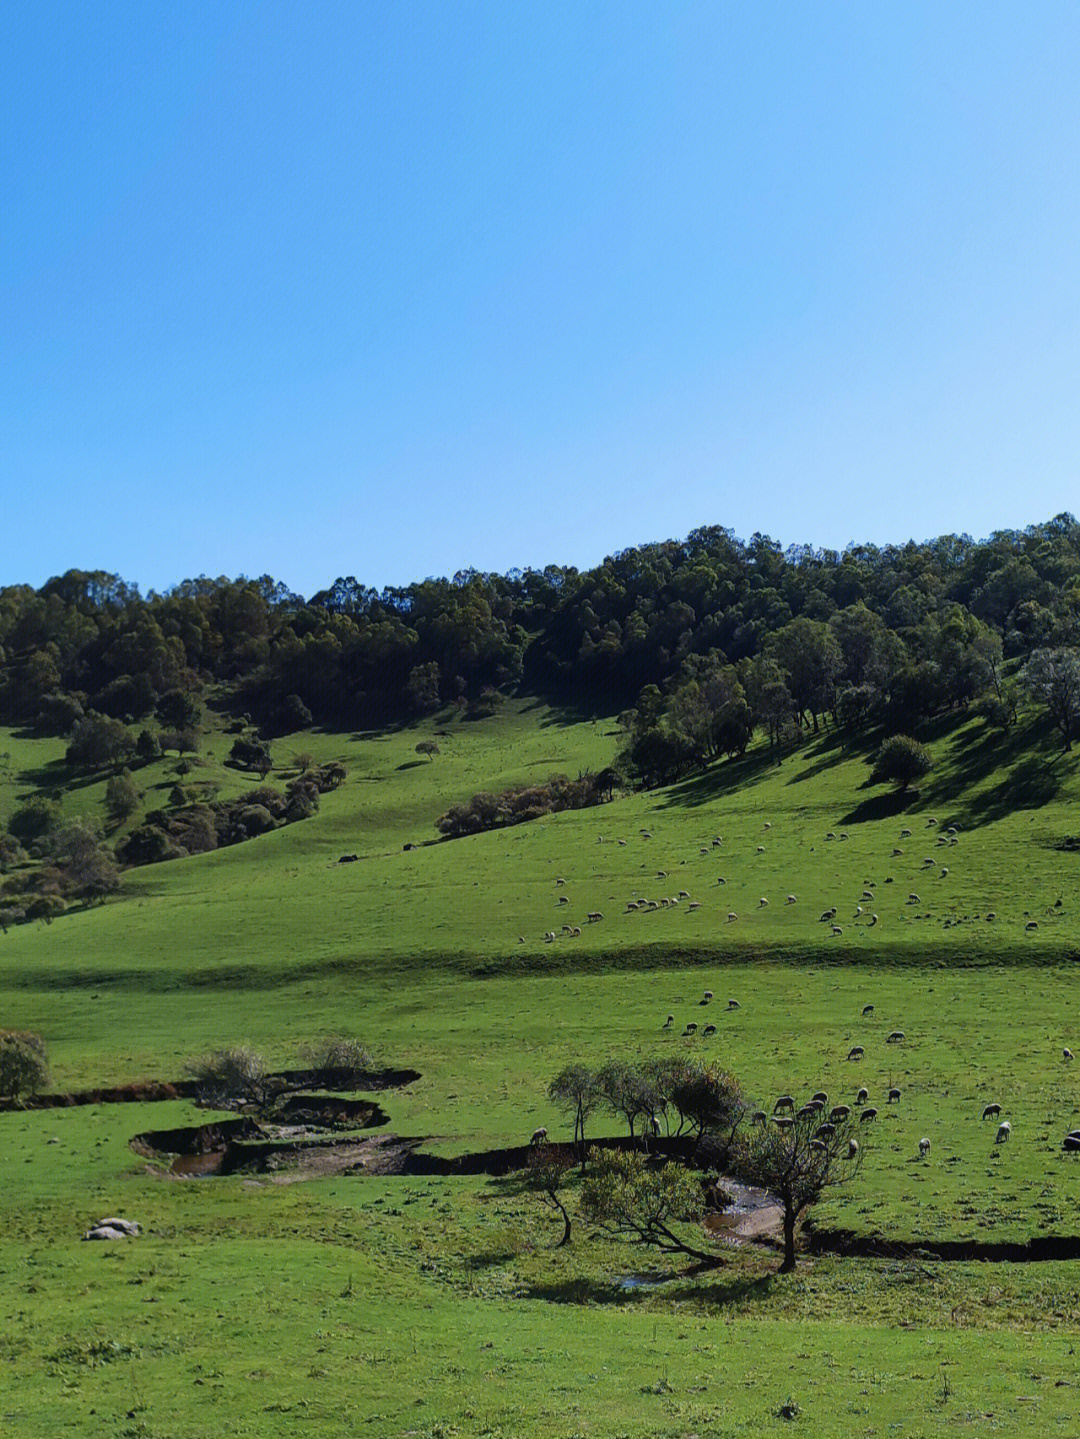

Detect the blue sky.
xmin=3 ymin=1 xmax=1079 ymax=595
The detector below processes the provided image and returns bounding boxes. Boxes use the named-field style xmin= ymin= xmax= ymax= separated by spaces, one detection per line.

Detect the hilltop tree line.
xmin=2 ymin=516 xmax=1080 ymax=767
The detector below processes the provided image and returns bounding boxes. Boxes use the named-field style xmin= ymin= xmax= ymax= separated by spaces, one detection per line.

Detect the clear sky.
xmin=3 ymin=2 xmax=1079 ymax=595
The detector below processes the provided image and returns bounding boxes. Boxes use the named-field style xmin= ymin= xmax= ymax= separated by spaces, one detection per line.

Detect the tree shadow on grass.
xmin=521 ymin=1269 xmax=775 ymax=1309
xmin=920 ymin=714 xmax=1074 ymax=830
xmin=657 ymin=750 xmax=780 ymax=810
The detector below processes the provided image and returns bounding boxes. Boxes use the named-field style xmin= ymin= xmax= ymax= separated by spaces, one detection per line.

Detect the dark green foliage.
xmin=8 ymin=795 xmax=62 ymax=842
xmin=159 ymin=726 xmax=199 ymax=756
xmin=156 ymin=688 xmax=203 ymax=730
xmin=117 ymin=779 xmax=324 ymax=868
xmin=228 ymin=735 xmax=273 ymax=772
xmin=869 ymin=734 xmax=934 ymax=792
xmin=0 ymin=1030 xmax=49 ymax=1100
xmin=135 ymin=728 xmax=161 ymax=761
xmin=65 ymin=712 xmax=135 ymax=769
xmin=415 ymin=740 xmax=440 ymax=761
xmin=436 ymin=772 xmax=602 ymax=838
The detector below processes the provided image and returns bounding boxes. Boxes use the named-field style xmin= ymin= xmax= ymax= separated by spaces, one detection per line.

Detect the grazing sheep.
xmin=856 ymin=1087 xmax=869 ymax=1104
xmin=555 ymin=878 xmax=566 ymax=886
xmin=562 ymin=924 xmax=573 ymax=934
xmin=862 ymin=1004 xmax=874 ymax=1015
xmin=773 ymin=1116 xmax=794 ymax=1130
xmin=923 ymin=858 xmax=935 ymax=867
xmin=544 ymin=930 xmax=556 ymax=942
xmin=657 ymin=870 xmax=668 ymax=879
xmin=839 ymin=832 xmax=849 ymax=841
xmin=763 ymin=821 xmax=772 ymax=829
xmin=940 ymin=867 xmax=949 ymax=878
xmin=900 ymin=828 xmax=912 ymax=838
xmin=847 ymin=1046 xmax=864 ymax=1061
xmin=626 ymin=902 xmax=638 ymax=913
xmin=1064 ymin=1048 xmax=1074 ymax=1061
xmin=820 ymin=907 xmax=837 ymax=921
xmin=809 ymin=1139 xmax=827 ymax=1153
xmin=727 ymin=911 xmax=738 ymax=922
xmin=892 ymin=848 xmax=904 ymax=857
xmin=586 ymin=911 xmax=603 ymax=922
xmin=774 ymin=1095 xmax=796 ymax=1113
xmin=756 ymin=845 xmax=765 ymax=854
xmin=683 ymin=1022 xmax=698 ymax=1036
xmin=811 ymin=1091 xmax=829 ymax=1104
xmin=659 ymin=897 xmax=671 ymax=908
xmin=919 ymin=1137 xmax=931 ymax=1156
xmin=829 ymin=1105 xmax=851 ymax=1122
xmin=862 ymin=890 xmax=874 ymax=902
xmin=669 ymin=896 xmax=681 ymax=906
xmin=570 ymin=926 xmax=582 ymax=937
xmin=703 ymin=1024 xmax=717 ymax=1036
xmin=617 ymin=838 xmax=627 ymax=846
xmin=688 ymin=901 xmax=702 ymax=911
xmin=647 ymin=901 xmax=659 ymax=911
xmin=869 ymin=913 xmax=879 ymax=927
xmin=662 ymin=1015 xmax=674 ymax=1029
xmin=1064 ymin=1135 xmax=1080 ymax=1152
xmin=847 ymin=1139 xmax=859 ymax=1158
xmin=887 ymin=1031 xmax=906 ymax=1044
xmin=996 ymin=1121 xmax=1011 ymax=1143
xmin=981 ymin=1103 xmax=1001 ymax=1120
xmin=815 ymin=1123 xmax=836 ymax=1140
xmin=642 ymin=832 xmax=652 ymax=840
xmin=531 ymin=1127 xmax=549 ymax=1145
xmin=558 ymin=895 xmax=570 ymax=906
xmin=759 ymin=897 xmax=770 ymax=908
xmin=786 ymin=894 xmax=797 ymax=904
xmin=678 ymin=889 xmax=690 ymax=899
xmin=701 ymin=989 xmax=714 ymax=1001
xmin=826 ymin=831 xmax=836 ymax=840
xmin=699 ymin=847 xmax=709 ymax=856
xmin=751 ymin=1110 xmax=768 ymax=1125
xmin=908 ymin=894 xmax=921 ymax=904
xmin=854 ymin=906 xmax=863 ymax=917
xmin=887 ymin=1087 xmax=901 ymax=1103
xmin=1026 ymin=920 xmax=1039 ymax=931
xmin=860 ymin=1108 xmax=878 ymax=1123
xmin=797 ymin=1103 xmax=821 ymax=1118
xmin=518 ymin=936 xmax=525 ymax=944
xmin=831 ymin=925 xmax=844 ymax=936
xmin=926 ymin=817 xmax=937 ymax=826
xmin=727 ymin=999 xmax=741 ymax=1009
xmin=717 ymin=876 xmax=726 ymax=885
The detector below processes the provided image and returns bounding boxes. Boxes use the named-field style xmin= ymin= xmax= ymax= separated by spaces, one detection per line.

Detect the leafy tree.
xmin=1020 ymin=647 xmax=1080 ymax=750
xmin=135 ymin=728 xmax=161 ymax=761
xmin=65 ymin=711 xmax=135 ymax=769
xmin=8 ymin=795 xmax=62 ymax=843
xmin=0 ymin=1030 xmax=49 ymax=1100
xmin=156 ymin=688 xmax=203 ymax=730
xmin=548 ymin=1063 xmax=600 ymax=1169
xmin=415 ymin=740 xmax=440 ymax=762
xmin=406 ymin=661 xmax=442 ymax=713
xmin=595 ymin=1060 xmax=662 ymax=1143
xmin=660 ymin=1060 xmax=746 ymax=1156
xmin=869 ymin=734 xmax=933 ymax=792
xmin=49 ymin=820 xmax=120 ymax=901
xmin=731 ymin=1110 xmax=863 ymax=1272
xmin=160 ymin=726 xmax=199 ymax=756
xmin=524 ymin=1144 xmax=574 ymax=1247
xmin=105 ymin=769 xmax=141 ymax=823
xmin=228 ymin=735 xmax=273 ymax=772
xmin=581 ymin=1148 xmax=719 ymax=1266
xmin=279 ymin=693 xmax=313 ymax=731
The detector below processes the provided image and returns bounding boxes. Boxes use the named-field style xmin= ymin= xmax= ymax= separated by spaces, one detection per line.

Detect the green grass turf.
xmin=5 ymin=699 xmax=1080 ymax=1431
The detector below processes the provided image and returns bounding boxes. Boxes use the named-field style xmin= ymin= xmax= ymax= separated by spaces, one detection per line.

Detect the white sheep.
xmin=940 ymin=867 xmax=949 ymax=878
xmin=1026 ymin=921 xmax=1039 ymax=931
xmin=555 ymin=877 xmax=566 ymax=886
xmin=856 ymin=1087 xmax=869 ymax=1104
xmin=678 ymin=889 xmax=690 ymax=899
xmin=702 ymin=990 xmax=714 ymax=1001
xmin=981 ymin=1102 xmax=1001 ymax=1120
xmin=869 ymin=914 xmax=879 ymax=926
xmin=831 ymin=925 xmax=844 ymax=936
xmin=662 ymin=1015 xmax=674 ymax=1029
xmin=996 ymin=1120 xmax=1011 ymax=1143
xmin=688 ymin=900 xmax=702 ymax=911
xmin=756 ymin=845 xmax=765 ymax=854
xmin=919 ymin=1137 xmax=931 ymax=1157
xmin=727 ymin=911 xmax=738 ymax=922
xmin=1064 ymin=1048 xmax=1074 ymax=1061
xmin=759 ymin=897 xmax=769 ymax=908
xmin=774 ymin=1095 xmax=796 ymax=1113
xmin=727 ymin=998 xmax=740 ymax=1009
xmin=586 ymin=911 xmax=604 ymax=923
xmin=786 ymin=894 xmax=797 ymax=904
xmin=847 ymin=1139 xmax=859 ymax=1158
xmin=861 ymin=1004 xmax=874 ymax=1015
xmin=860 ymin=1107 xmax=878 ymax=1123
xmin=703 ymin=1023 xmax=717 ymax=1036
xmin=908 ymin=893 xmax=921 ymax=904
xmin=861 ymin=890 xmax=874 ymax=901
xmin=886 ymin=1030 xmax=906 ymax=1044
xmin=900 ymin=828 xmax=912 ymax=837
xmin=887 ymin=1087 xmax=901 ymax=1103
xmin=531 ymin=1127 xmax=548 ymax=1145
xmin=847 ymin=1045 xmax=864 ymax=1060
xmin=683 ymin=1022 xmax=698 ymax=1036
xmin=763 ymin=821 xmax=771 ymax=829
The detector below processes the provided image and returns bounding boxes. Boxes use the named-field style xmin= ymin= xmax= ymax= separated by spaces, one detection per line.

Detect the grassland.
xmin=4 ymin=699 xmax=1080 ymax=1433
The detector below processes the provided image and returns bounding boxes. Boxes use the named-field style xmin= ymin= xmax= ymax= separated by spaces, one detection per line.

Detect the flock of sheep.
xmin=532 ymin=809 xmax=1066 ymax=946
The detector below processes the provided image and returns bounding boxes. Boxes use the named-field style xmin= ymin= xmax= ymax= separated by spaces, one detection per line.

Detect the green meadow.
xmin=5 ymin=699 xmax=1080 ymax=1434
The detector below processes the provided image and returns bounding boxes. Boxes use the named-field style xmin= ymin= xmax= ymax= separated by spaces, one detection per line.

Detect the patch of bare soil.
xmin=702 ymin=1178 xmax=783 ymax=1247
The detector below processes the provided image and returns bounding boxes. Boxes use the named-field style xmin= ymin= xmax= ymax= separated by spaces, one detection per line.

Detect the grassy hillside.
xmin=5 ymin=699 xmax=1080 ymax=1434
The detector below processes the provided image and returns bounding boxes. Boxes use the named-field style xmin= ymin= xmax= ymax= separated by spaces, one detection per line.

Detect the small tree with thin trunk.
xmin=581 ymin=1147 xmax=721 ymax=1267
xmin=0 ymin=1030 xmax=49 ymax=1101
xmin=525 ymin=1144 xmax=574 ymax=1247
xmin=548 ymin=1063 xmax=600 ymax=1171
xmin=596 ymin=1060 xmax=662 ymax=1144
xmin=415 ymin=741 xmax=440 ymax=762
xmin=731 ymin=1111 xmax=863 ymax=1272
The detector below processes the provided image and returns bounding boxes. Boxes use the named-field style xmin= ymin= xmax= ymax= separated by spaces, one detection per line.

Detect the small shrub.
xmin=0 ymin=1030 xmax=49 ymax=1099
xmin=185 ymin=1045 xmax=267 ymax=1108
xmin=300 ymin=1036 xmax=373 ymax=1087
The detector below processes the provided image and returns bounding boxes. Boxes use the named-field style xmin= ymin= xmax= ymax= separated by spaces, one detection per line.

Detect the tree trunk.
xmin=555 ymin=1198 xmax=571 ymax=1247
xmin=780 ymin=1207 xmax=797 ymax=1272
